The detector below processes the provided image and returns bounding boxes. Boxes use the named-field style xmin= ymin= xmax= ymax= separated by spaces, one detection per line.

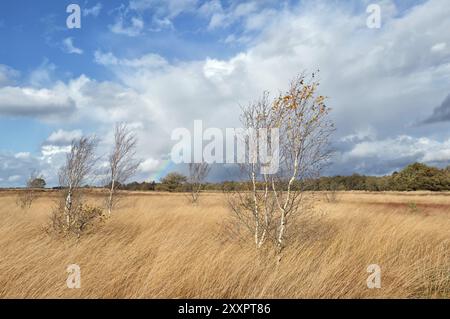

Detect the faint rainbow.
xmin=149 ymin=159 xmax=175 ymax=182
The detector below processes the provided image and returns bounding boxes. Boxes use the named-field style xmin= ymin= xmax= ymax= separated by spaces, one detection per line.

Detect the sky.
xmin=0 ymin=0 xmax=449 ymax=187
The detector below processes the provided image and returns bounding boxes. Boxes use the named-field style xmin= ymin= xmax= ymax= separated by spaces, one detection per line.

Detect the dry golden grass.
xmin=0 ymin=190 xmax=449 ymax=299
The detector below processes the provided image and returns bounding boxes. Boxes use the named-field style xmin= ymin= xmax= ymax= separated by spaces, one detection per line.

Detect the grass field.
xmin=0 ymin=190 xmax=449 ymax=298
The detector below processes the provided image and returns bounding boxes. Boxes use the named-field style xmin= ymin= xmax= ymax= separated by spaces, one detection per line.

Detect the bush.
xmin=16 ymin=191 xmax=35 ymax=209
xmin=29 ymin=178 xmax=46 ymax=189
xmin=390 ymin=163 xmax=450 ymax=191
xmin=51 ymin=202 xmax=104 ymax=237
xmin=17 ymin=174 xmax=45 ymax=209
xmin=159 ymin=173 xmax=187 ymax=192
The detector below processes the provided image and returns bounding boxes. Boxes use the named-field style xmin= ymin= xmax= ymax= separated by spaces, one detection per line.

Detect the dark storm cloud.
xmin=422 ymin=94 xmax=450 ymax=124
xmin=325 ymin=154 xmax=423 ymax=177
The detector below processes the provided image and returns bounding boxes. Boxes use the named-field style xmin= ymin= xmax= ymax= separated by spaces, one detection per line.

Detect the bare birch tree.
xmin=187 ymin=162 xmax=211 ymax=204
xmin=227 ymin=93 xmax=277 ymax=249
xmin=106 ymin=123 xmax=141 ymax=216
xmin=56 ymin=136 xmax=98 ymax=231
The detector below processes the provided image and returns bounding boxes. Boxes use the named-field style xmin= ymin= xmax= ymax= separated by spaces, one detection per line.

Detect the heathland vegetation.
xmin=0 ymin=192 xmax=448 ymax=298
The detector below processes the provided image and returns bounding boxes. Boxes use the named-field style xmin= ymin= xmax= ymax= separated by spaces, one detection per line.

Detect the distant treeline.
xmin=311 ymin=162 xmax=450 ymax=191
xmin=107 ymin=162 xmax=450 ymax=192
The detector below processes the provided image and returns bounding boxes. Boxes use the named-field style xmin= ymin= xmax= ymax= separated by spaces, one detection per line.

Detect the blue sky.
xmin=0 ymin=0 xmax=254 ymax=76
xmin=0 ymin=0 xmax=449 ymax=187
xmin=0 ymin=0 xmax=272 ymax=154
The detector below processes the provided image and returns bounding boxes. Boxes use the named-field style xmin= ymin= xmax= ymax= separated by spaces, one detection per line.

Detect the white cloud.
xmin=203 ymin=58 xmax=235 ymax=79
xmin=84 ymin=3 xmax=102 ymax=17
xmin=203 ymin=0 xmax=275 ymax=31
xmin=0 ymin=65 xmax=19 ymax=87
xmin=0 ymin=86 xmax=75 ymax=118
xmin=0 ymin=152 xmax=38 ymax=187
xmin=40 ymin=145 xmax=71 ymax=158
xmin=14 ymin=152 xmax=31 ymax=160
xmin=46 ymin=129 xmax=83 ymax=145
xmin=329 ymin=133 xmax=450 ymax=175
xmin=0 ymin=149 xmax=60 ymax=187
xmin=341 ymin=127 xmax=377 ymax=143
xmin=110 ymin=16 xmax=144 ymax=37
xmin=208 ymin=13 xmax=228 ymax=29
xmin=62 ymin=37 xmax=84 ymax=55
xmin=109 ymin=0 xmax=198 ymax=34
xmin=94 ymin=51 xmax=168 ymax=69
xmin=0 ymin=73 xmax=152 ymax=123
xmin=8 ymin=175 xmax=21 ymax=182
xmin=344 ymin=135 xmax=450 ymax=164
xmin=243 ymin=8 xmax=278 ymax=31
xmin=130 ymin=0 xmax=198 ymax=18
xmin=431 ymin=42 xmax=447 ymax=53
xmin=28 ymin=60 xmax=56 ymax=88
xmin=151 ymin=17 xmax=173 ymax=31
xmin=139 ymin=158 xmax=160 ymax=173
xmin=39 ymin=145 xmax=71 ymax=177
xmin=198 ymin=0 xmax=222 ymax=17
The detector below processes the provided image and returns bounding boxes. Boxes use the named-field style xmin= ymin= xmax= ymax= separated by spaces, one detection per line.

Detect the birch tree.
xmin=229 ymin=73 xmax=334 ymax=255
xmin=187 ymin=162 xmax=211 ymax=204
xmin=270 ymin=73 xmax=334 ymax=256
xmin=106 ymin=123 xmax=141 ymax=216
xmin=227 ymin=93 xmax=277 ymax=249
xmin=58 ymin=136 xmax=97 ymax=230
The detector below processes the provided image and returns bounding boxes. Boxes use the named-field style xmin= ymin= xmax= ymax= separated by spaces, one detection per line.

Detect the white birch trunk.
xmin=108 ymin=179 xmax=115 ymax=216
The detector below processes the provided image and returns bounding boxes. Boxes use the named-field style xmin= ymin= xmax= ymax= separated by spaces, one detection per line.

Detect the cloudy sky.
xmin=0 ymin=0 xmax=449 ymax=187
